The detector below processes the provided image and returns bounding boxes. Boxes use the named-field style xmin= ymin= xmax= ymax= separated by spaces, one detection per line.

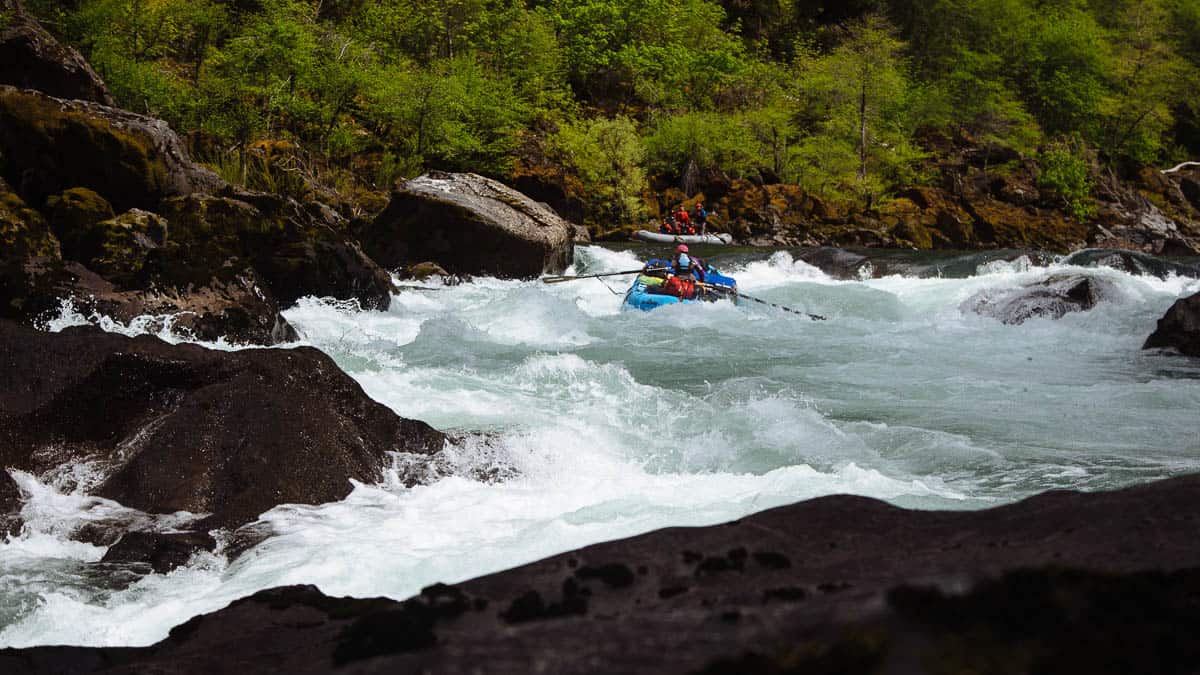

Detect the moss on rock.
xmin=90 ymin=209 xmax=167 ymax=285
xmin=45 ymin=187 xmax=115 ymax=262
xmin=0 ymin=178 xmax=57 ymax=259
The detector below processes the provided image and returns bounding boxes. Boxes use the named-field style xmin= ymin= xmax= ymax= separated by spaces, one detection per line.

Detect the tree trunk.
xmin=857 ymin=80 xmax=868 ymax=182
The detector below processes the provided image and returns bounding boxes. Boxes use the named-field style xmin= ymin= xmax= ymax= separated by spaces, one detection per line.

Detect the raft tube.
xmin=634 ymin=230 xmax=733 ymax=245
xmin=620 ymin=271 xmax=739 ymax=312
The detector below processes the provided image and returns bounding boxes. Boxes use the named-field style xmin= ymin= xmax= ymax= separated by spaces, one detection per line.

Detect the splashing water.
xmin=2 ymin=245 xmax=1198 ymax=647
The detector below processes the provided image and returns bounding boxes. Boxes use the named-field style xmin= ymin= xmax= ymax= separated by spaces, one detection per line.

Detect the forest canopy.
xmin=23 ymin=0 xmax=1200 ymax=225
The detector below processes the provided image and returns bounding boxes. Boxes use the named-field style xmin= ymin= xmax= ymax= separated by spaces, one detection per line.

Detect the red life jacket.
xmin=664 ymin=276 xmax=696 ymax=300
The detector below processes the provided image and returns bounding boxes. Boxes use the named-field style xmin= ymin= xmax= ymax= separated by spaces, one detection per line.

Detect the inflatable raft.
xmin=634 ymin=230 xmax=733 ymax=245
xmin=621 ymin=269 xmax=739 ymax=312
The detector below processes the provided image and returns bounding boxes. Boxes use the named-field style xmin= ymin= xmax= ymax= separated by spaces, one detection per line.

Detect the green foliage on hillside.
xmin=23 ymin=0 xmax=1200 ymax=225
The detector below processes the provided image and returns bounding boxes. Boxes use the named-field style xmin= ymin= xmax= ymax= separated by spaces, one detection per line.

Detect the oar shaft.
xmin=693 ymin=282 xmax=825 ymax=320
xmin=542 ymin=268 xmax=667 ymax=284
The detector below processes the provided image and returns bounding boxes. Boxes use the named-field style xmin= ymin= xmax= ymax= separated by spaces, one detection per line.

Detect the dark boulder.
xmin=0 ymin=469 xmax=20 ymax=536
xmin=0 ymin=86 xmax=224 ymax=210
xmin=962 ymin=274 xmax=1118 ymax=325
xmin=101 ymin=531 xmax=218 ymax=574
xmin=1181 ymin=175 xmax=1200 ymax=214
xmin=0 ymin=1 xmax=113 ymax=105
xmin=45 ymin=187 xmax=116 ymax=261
xmin=366 ymin=172 xmax=574 ymax=279
xmin=1143 ymin=292 xmax=1200 ymax=357
xmin=0 ymin=178 xmax=61 ymax=320
xmin=1062 ymin=248 xmax=1200 ymax=280
xmin=158 ymin=190 xmax=395 ymax=311
xmin=794 ymin=247 xmax=872 ymax=280
xmin=0 ymin=321 xmax=445 ymax=530
xmin=85 ymin=209 xmax=168 ymax=284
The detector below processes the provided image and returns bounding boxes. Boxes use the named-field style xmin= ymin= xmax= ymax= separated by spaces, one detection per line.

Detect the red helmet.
xmin=676 ymin=244 xmax=689 ymax=253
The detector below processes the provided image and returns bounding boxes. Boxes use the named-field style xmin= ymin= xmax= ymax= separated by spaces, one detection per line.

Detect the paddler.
xmin=671 ymin=244 xmax=705 ymax=283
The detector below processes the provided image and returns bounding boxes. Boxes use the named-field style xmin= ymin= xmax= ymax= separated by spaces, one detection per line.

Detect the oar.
xmin=695 ymin=281 xmax=826 ymax=321
xmin=737 ymin=291 xmax=827 ymax=320
xmin=542 ymin=267 xmax=668 ymax=284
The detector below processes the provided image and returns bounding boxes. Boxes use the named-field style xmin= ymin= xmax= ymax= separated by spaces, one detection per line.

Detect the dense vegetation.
xmin=23 ymin=0 xmax=1200 ymax=228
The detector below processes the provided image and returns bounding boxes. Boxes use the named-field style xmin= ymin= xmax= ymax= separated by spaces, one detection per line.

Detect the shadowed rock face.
xmin=0 ymin=321 xmax=446 ymax=531
xmin=0 ymin=0 xmax=113 ymax=105
xmin=1144 ymin=292 xmax=1200 ymax=357
xmin=0 ymin=86 xmax=225 ymax=211
xmin=961 ymin=273 xmax=1117 ymax=324
xmin=3 ymin=476 xmax=1199 ymax=674
xmin=366 ymin=172 xmax=574 ymax=279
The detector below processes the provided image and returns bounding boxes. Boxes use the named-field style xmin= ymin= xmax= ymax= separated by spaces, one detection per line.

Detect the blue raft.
xmin=621 ymin=267 xmax=738 ymax=312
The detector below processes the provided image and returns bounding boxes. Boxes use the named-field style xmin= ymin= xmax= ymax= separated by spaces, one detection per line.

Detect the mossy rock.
xmin=0 ymin=178 xmax=58 ymax=259
xmin=46 ymin=187 xmax=115 ymax=261
xmin=154 ymin=195 xmax=261 ymax=288
xmin=0 ymin=86 xmax=223 ymax=211
xmin=90 ymin=209 xmax=167 ymax=285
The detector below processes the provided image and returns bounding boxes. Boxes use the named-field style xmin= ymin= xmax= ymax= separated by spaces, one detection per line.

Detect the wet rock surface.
xmin=366 ymin=172 xmax=575 ymax=278
xmin=962 ymin=273 xmax=1119 ymax=325
xmin=101 ymin=532 xmax=218 ymax=575
xmin=4 ymin=476 xmax=1199 ymax=673
xmin=0 ymin=321 xmax=446 ymax=531
xmin=1144 ymin=292 xmax=1200 ymax=357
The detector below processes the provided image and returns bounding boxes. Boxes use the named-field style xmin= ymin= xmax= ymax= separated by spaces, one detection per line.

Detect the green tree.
xmin=793 ymin=14 xmax=915 ymax=204
xmin=548 ymin=117 xmax=647 ymax=225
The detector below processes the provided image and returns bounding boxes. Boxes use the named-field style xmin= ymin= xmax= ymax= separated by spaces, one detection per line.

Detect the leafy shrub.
xmin=1038 ymin=139 xmax=1095 ymax=222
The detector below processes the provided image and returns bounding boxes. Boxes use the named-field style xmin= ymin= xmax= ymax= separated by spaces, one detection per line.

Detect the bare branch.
xmin=1162 ymin=162 xmax=1200 ymax=174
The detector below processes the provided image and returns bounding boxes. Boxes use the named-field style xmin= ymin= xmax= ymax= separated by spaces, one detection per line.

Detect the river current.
xmin=1 ymin=245 xmax=1198 ymax=647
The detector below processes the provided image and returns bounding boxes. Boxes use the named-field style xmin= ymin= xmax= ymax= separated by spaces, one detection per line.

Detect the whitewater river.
xmin=1 ymin=245 xmax=1198 ymax=647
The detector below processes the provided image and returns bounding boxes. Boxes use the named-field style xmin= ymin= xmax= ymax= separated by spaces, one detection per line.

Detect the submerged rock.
xmin=794 ymin=247 xmax=872 ymax=280
xmin=366 ymin=172 xmax=574 ymax=279
xmin=101 ymin=531 xmax=218 ymax=574
xmin=0 ymin=0 xmax=113 ymax=105
xmin=0 ymin=321 xmax=446 ymax=531
xmin=962 ymin=273 xmax=1118 ymax=325
xmin=6 ymin=476 xmax=1200 ymax=673
xmin=1143 ymin=292 xmax=1200 ymax=357
xmin=1062 ymin=248 xmax=1200 ymax=280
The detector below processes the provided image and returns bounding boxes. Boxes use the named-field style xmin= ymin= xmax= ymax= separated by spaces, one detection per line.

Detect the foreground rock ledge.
xmin=4 ymin=475 xmax=1199 ymax=674
xmin=0 ymin=321 xmax=445 ymax=531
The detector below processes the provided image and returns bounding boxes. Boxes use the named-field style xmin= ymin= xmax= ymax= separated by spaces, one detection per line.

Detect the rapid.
xmin=1 ymin=245 xmax=1198 ymax=648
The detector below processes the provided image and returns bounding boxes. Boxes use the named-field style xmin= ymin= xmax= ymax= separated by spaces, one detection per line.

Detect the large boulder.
xmin=366 ymin=172 xmax=574 ymax=278
xmin=0 ymin=321 xmax=446 ymax=530
xmin=1143 ymin=292 xmax=1200 ymax=357
xmin=0 ymin=0 xmax=113 ymax=105
xmin=962 ymin=273 xmax=1118 ymax=325
xmin=0 ymin=86 xmax=225 ymax=209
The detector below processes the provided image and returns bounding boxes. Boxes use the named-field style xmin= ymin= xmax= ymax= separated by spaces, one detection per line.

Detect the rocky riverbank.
xmin=618 ymin=139 xmax=1200 ymax=255
xmin=3 ymin=475 xmax=1199 ymax=673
